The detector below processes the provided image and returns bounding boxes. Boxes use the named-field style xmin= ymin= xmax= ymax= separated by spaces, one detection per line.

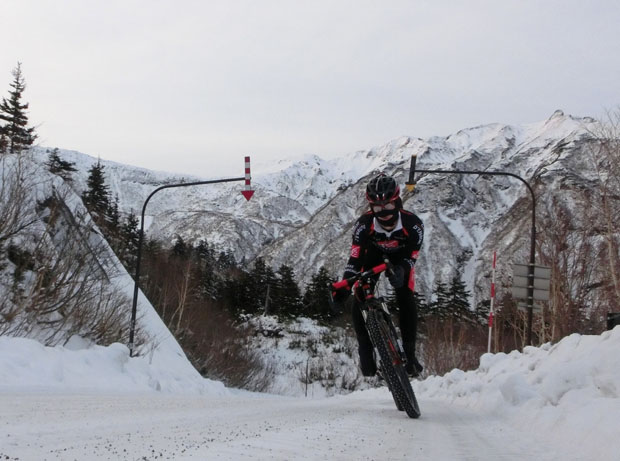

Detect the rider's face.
xmin=371 ymin=200 xmax=397 ymax=228
xmin=371 ymin=200 xmax=396 ymax=214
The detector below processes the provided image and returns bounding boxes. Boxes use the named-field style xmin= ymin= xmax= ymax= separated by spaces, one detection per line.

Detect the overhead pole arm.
xmin=128 ymin=157 xmax=254 ymax=356
xmin=406 ymin=155 xmax=537 ymax=346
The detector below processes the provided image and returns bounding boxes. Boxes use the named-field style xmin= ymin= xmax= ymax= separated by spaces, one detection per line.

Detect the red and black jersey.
xmin=343 ymin=209 xmax=424 ymax=292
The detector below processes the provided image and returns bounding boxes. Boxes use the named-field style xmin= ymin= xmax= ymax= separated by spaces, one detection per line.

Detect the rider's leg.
xmin=351 ymin=298 xmax=376 ymax=377
xmin=395 ymin=286 xmax=423 ymax=376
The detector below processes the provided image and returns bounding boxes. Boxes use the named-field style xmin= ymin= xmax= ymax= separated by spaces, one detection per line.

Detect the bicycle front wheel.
xmin=366 ymin=310 xmax=421 ymax=419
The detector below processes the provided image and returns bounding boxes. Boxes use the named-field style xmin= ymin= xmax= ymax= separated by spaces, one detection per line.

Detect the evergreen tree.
xmin=428 ymin=274 xmax=473 ymax=323
xmin=107 ymin=195 xmax=121 ymax=232
xmin=0 ymin=63 xmax=37 ymax=153
xmin=302 ymin=266 xmax=334 ymax=321
xmin=172 ymin=235 xmax=189 ymax=259
xmin=46 ymin=148 xmax=77 ymax=181
xmin=273 ymin=264 xmax=303 ymax=318
xmin=447 ymin=273 xmax=472 ymax=322
xmin=430 ymin=280 xmax=451 ymax=319
xmin=0 ymin=133 xmax=8 ymax=153
xmin=475 ymin=300 xmax=492 ymax=326
xmin=143 ymin=237 xmax=163 ymax=260
xmin=82 ymin=160 xmax=110 ymax=220
xmin=249 ymin=257 xmax=277 ymax=315
xmin=119 ymin=211 xmax=140 ymax=273
xmin=414 ymin=291 xmax=429 ymax=318
xmin=217 ymin=250 xmax=236 ymax=269
xmin=223 ymin=274 xmax=246 ymax=316
xmin=195 ymin=239 xmax=215 ymax=263
xmin=194 ymin=239 xmax=220 ymax=300
xmin=223 ymin=258 xmax=275 ymax=316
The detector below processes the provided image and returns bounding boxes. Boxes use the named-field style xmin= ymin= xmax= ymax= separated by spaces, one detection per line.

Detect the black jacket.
xmin=343 ymin=209 xmax=424 ymax=292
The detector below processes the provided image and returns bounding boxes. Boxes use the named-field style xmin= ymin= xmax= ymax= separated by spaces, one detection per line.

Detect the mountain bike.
xmin=330 ymin=262 xmax=421 ymax=419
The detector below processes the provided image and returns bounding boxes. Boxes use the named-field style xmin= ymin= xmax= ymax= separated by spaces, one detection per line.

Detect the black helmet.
xmin=366 ymin=173 xmax=400 ymax=204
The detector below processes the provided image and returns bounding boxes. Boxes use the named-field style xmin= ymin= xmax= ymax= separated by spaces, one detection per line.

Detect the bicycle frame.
xmin=331 ymin=261 xmax=408 ymax=367
xmin=331 ymin=261 xmax=421 ymax=418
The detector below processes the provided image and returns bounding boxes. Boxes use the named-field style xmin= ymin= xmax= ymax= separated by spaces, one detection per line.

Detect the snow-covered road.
xmin=2 ymin=330 xmax=620 ymax=460
xmin=1 ymin=390 xmax=572 ymax=461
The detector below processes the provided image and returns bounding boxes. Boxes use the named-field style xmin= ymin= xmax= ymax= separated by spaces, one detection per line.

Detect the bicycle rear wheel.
xmin=366 ymin=310 xmax=421 ymax=419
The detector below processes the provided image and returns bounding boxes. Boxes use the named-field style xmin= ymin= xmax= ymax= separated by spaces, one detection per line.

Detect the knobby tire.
xmin=378 ymin=316 xmax=421 ymax=419
xmin=366 ymin=309 xmax=421 ymax=419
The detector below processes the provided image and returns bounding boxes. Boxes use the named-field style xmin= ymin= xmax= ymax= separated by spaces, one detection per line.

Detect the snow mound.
xmin=0 ymin=336 xmax=228 ymax=395
xmin=417 ymin=326 xmax=620 ymax=459
xmin=419 ymin=327 xmax=620 ymax=407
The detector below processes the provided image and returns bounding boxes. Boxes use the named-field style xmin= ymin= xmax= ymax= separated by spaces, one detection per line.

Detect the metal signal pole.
xmin=128 ymin=157 xmax=254 ymax=356
xmin=406 ymin=155 xmax=537 ymax=346
xmin=488 ymin=251 xmax=497 ymax=353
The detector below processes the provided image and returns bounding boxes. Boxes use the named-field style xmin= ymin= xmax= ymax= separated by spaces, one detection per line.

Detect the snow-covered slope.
xmin=0 ymin=153 xmax=209 ymax=393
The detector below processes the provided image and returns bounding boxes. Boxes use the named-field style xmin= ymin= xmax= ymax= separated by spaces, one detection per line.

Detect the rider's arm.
xmin=397 ymin=214 xmax=424 ymax=290
xmin=342 ymin=217 xmax=369 ymax=280
xmin=403 ymin=215 xmax=424 ymax=267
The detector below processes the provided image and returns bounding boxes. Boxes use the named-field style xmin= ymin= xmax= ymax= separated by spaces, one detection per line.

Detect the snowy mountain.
xmin=33 ymin=110 xmax=600 ymax=307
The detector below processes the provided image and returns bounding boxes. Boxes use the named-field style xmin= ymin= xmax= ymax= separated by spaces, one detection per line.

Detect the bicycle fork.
xmin=364 ymin=299 xmax=408 ymax=367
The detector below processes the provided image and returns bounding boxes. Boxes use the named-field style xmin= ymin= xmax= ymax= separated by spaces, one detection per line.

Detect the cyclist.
xmin=332 ymin=173 xmax=424 ymax=377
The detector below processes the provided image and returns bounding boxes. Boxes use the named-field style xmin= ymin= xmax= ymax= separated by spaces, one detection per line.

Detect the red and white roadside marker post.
xmin=487 ymin=251 xmax=497 ymax=353
xmin=241 ymin=156 xmax=255 ymax=201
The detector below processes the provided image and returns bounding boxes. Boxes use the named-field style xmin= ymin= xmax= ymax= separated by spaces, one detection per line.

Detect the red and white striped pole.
xmin=241 ymin=156 xmax=254 ymax=201
xmin=487 ymin=251 xmax=497 ymax=353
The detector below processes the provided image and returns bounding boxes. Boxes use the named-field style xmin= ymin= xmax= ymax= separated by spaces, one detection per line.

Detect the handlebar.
xmin=331 ymin=261 xmax=392 ymax=290
xmin=328 ymin=260 xmax=395 ymax=313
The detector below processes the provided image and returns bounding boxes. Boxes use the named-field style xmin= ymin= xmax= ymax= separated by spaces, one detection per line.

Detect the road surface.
xmin=0 ymin=388 xmax=574 ymax=460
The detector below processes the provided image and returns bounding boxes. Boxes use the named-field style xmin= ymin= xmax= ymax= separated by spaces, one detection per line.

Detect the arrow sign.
xmin=241 ymin=156 xmax=254 ymax=201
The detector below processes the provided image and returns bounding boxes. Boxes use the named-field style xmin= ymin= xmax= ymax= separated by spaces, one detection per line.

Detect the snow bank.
xmin=417 ymin=326 xmax=620 ymax=459
xmin=1 ymin=322 xmax=619 ymax=458
xmin=0 ymin=336 xmax=228 ymax=395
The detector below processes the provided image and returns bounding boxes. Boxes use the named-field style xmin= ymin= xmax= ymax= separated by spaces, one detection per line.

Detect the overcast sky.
xmin=2 ymin=1 xmax=619 ymax=177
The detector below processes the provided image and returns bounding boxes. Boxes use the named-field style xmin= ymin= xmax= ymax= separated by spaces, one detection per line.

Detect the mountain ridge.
xmin=31 ymin=110 xmax=599 ymax=307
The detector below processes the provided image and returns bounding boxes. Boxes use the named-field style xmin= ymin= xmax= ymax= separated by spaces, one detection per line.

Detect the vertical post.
xmin=526 ymin=213 xmax=536 ymax=346
xmin=409 ymin=162 xmax=537 ymax=346
xmin=305 ymin=356 xmax=310 ymax=397
xmin=487 ymin=251 xmax=497 ymax=353
xmin=129 ymin=195 xmax=150 ymax=357
xmin=128 ymin=169 xmax=249 ymax=357
xmin=405 ymin=155 xmax=417 ymax=192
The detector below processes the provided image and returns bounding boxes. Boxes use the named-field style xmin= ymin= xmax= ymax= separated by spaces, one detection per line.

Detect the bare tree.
xmin=420 ymin=316 xmax=486 ymax=376
xmin=586 ymin=110 xmax=620 ymax=306
xmin=1 ymin=178 xmax=142 ymax=347
xmin=170 ymin=258 xmax=194 ymax=335
xmin=536 ymin=194 xmax=607 ymax=340
xmin=0 ymin=154 xmax=39 ymax=247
